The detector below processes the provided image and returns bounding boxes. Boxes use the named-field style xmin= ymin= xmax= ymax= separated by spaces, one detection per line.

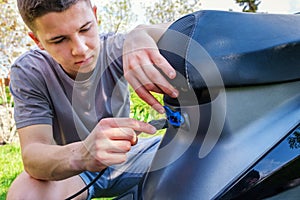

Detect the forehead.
xmin=34 ymin=1 xmax=94 ymax=38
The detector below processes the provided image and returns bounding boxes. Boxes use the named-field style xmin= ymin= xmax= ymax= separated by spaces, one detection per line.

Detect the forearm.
xmin=22 ymin=141 xmax=87 ymax=181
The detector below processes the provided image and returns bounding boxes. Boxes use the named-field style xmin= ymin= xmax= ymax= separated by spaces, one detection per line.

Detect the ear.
xmin=93 ymin=5 xmax=97 ymax=20
xmin=28 ymin=32 xmax=45 ymax=50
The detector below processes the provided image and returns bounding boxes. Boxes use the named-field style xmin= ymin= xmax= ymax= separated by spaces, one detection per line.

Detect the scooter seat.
xmin=158 ymin=10 xmax=300 ymax=92
xmin=141 ymin=11 xmax=300 ymax=200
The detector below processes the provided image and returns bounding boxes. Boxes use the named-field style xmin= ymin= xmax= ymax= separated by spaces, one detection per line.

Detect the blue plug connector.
xmin=163 ymin=106 xmax=185 ymax=127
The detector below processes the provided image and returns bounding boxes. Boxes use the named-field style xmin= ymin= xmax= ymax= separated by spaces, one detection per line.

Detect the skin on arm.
xmin=18 ymin=118 xmax=157 ymax=181
xmin=19 ymin=124 xmax=90 ymax=181
xmin=123 ymin=23 xmax=179 ymax=114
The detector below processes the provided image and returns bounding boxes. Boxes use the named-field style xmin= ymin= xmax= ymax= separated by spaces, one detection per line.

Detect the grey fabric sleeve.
xmin=10 ymin=50 xmax=54 ymax=129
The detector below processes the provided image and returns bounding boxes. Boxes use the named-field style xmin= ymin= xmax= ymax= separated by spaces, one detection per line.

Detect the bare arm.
xmin=123 ymin=23 xmax=179 ymax=114
xmin=19 ymin=124 xmax=84 ymax=180
xmin=19 ymin=118 xmax=156 ymax=181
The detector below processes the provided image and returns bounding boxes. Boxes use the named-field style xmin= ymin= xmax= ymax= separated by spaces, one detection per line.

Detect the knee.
xmin=7 ymin=171 xmax=87 ymax=200
xmin=7 ymin=172 xmax=37 ymax=200
xmin=6 ymin=171 xmax=56 ymax=200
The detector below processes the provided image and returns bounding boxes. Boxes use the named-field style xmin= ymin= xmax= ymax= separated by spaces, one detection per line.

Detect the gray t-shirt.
xmin=10 ymin=33 xmax=130 ymax=145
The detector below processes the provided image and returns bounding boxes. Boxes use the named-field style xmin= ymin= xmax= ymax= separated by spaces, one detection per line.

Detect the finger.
xmin=140 ymin=65 xmax=178 ymax=98
xmin=106 ymin=140 xmax=132 ymax=153
xmin=114 ymin=128 xmax=139 ymax=146
xmin=148 ymin=49 xmax=176 ymax=79
xmin=98 ymin=152 xmax=128 ymax=166
xmin=142 ymin=50 xmax=178 ymax=98
xmin=124 ymin=49 xmax=178 ymax=98
xmin=101 ymin=118 xmax=157 ymax=134
xmin=103 ymin=127 xmax=136 ymax=142
xmin=131 ymin=136 xmax=138 ymax=146
xmin=116 ymin=69 xmax=166 ymax=113
xmin=124 ymin=61 xmax=162 ymax=93
xmin=134 ymin=86 xmax=165 ymax=114
xmin=99 ymin=127 xmax=137 ymax=148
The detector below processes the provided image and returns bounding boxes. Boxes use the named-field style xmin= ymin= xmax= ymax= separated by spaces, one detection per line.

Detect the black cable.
xmin=65 ymin=169 xmax=106 ymax=200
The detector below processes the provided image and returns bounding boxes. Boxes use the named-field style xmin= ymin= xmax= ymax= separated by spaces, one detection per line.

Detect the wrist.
xmin=68 ymin=141 xmax=87 ymax=172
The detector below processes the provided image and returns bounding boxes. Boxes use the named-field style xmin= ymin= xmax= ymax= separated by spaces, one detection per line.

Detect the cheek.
xmin=48 ymin=48 xmax=71 ymax=66
xmin=88 ymin=31 xmax=100 ymax=50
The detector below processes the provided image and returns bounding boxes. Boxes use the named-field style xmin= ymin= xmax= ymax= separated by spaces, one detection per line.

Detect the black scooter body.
xmin=120 ymin=10 xmax=300 ymax=200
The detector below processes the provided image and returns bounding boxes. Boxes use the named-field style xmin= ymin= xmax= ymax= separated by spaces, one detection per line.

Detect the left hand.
xmin=123 ymin=24 xmax=179 ymax=114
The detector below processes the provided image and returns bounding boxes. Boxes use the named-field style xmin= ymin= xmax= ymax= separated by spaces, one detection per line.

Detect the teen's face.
xmin=30 ymin=1 xmax=100 ymax=78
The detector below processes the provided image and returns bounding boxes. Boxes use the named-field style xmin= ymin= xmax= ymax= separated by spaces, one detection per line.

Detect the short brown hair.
xmin=17 ymin=0 xmax=92 ymax=32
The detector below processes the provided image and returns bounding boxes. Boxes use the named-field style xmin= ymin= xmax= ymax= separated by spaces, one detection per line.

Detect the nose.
xmin=71 ymin=35 xmax=89 ymax=56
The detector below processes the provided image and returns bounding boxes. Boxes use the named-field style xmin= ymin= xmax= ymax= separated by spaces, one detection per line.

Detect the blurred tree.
xmin=0 ymin=0 xmax=32 ymax=144
xmin=143 ymin=0 xmax=202 ymax=24
xmin=0 ymin=0 xmax=33 ymax=66
xmin=236 ymin=0 xmax=261 ymax=12
xmin=97 ymin=0 xmax=137 ymax=33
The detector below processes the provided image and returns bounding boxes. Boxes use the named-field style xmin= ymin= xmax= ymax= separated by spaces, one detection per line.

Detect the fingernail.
xmin=151 ymin=126 xmax=157 ymax=133
xmin=158 ymin=107 xmax=165 ymax=114
xmin=153 ymin=104 xmax=165 ymax=114
xmin=169 ymin=71 xmax=176 ymax=79
xmin=171 ymin=91 xmax=178 ymax=98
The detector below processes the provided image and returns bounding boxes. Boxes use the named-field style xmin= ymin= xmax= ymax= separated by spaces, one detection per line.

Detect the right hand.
xmin=81 ymin=118 xmax=157 ymax=172
xmin=123 ymin=24 xmax=178 ymax=114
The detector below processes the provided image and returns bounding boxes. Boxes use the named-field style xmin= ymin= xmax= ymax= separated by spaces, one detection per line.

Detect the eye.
xmin=80 ymin=25 xmax=92 ymax=33
xmin=49 ymin=36 xmax=66 ymax=44
xmin=53 ymin=38 xmax=65 ymax=44
xmin=80 ymin=28 xmax=90 ymax=33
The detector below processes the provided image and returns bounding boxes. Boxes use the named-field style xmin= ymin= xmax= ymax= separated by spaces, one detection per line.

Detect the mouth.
xmin=75 ymin=55 xmax=94 ymax=66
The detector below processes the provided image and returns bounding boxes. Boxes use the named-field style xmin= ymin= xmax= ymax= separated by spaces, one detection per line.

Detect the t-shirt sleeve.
xmin=101 ymin=33 xmax=126 ymax=75
xmin=10 ymin=50 xmax=53 ymax=129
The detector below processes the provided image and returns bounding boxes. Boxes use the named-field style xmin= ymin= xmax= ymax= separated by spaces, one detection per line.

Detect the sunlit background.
xmin=200 ymin=0 xmax=300 ymax=13
xmin=91 ymin=0 xmax=300 ymax=30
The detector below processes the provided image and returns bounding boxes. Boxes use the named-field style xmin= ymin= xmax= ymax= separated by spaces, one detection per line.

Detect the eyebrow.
xmin=46 ymin=21 xmax=93 ymax=42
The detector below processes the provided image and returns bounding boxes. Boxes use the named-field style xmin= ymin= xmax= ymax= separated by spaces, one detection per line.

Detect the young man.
xmin=7 ymin=0 xmax=178 ymax=199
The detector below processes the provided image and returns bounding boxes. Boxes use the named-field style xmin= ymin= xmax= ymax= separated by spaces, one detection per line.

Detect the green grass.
xmin=0 ymin=143 xmax=23 ymax=200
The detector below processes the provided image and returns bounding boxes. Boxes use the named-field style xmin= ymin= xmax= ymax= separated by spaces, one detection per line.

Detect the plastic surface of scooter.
xmin=142 ymin=10 xmax=300 ymax=200
xmin=117 ymin=10 xmax=300 ymax=200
